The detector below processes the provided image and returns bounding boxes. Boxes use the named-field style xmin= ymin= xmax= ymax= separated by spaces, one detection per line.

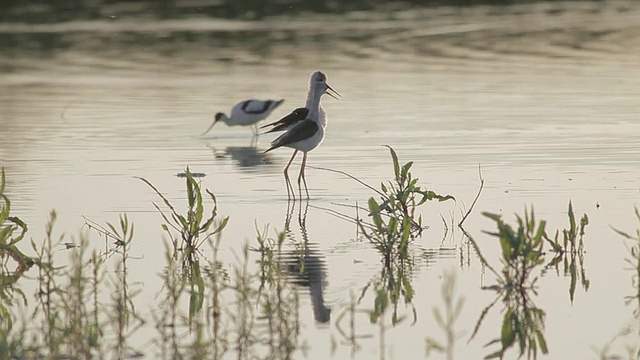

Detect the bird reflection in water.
xmin=280 ymin=200 xmax=331 ymax=324
xmin=207 ymin=141 xmax=275 ymax=168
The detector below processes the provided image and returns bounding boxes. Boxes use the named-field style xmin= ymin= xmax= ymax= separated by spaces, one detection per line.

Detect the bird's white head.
xmin=310 ymin=71 xmax=341 ymax=100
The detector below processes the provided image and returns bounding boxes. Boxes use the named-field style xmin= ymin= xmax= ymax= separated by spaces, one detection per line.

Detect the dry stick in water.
xmin=458 ymin=164 xmax=484 ymax=228
xmin=457 ymin=164 xmax=501 ymax=280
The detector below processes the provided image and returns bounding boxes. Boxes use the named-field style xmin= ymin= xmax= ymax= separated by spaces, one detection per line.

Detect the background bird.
xmin=201 ymin=99 xmax=284 ymax=137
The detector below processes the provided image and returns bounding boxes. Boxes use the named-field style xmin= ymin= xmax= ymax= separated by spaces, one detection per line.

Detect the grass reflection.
xmin=425 ymin=270 xmax=465 ymax=360
xmin=0 ymin=159 xmax=622 ymax=360
xmin=598 ymin=208 xmax=640 ymax=360
xmin=0 ymin=167 xmax=304 ymax=359
xmin=469 ymin=208 xmax=549 ymax=359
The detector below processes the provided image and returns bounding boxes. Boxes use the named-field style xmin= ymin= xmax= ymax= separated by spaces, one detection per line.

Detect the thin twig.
xmin=458 ymin=164 xmax=484 ymax=227
xmin=306 ymin=165 xmax=385 ymax=197
xmin=308 ymin=203 xmax=377 ymax=232
xmin=82 ymin=216 xmax=122 ymax=243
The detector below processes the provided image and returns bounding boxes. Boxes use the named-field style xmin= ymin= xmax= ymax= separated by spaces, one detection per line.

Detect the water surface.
xmin=1 ymin=1 xmax=640 ymax=359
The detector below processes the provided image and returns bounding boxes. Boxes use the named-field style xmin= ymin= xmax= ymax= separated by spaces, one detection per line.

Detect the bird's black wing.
xmin=260 ymin=107 xmax=309 ymax=133
xmin=265 ymin=119 xmax=318 ymax=152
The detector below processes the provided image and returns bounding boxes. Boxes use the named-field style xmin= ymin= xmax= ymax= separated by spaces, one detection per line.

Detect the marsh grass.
xmin=0 ymin=165 xmax=309 ymax=360
xmin=465 ymin=203 xmax=592 ymax=359
xmin=0 ymin=212 xmax=103 ymax=359
xmin=482 ymin=208 xmax=546 ymax=291
xmin=152 ymin=226 xmax=301 ymax=359
xmin=545 ymin=201 xmax=590 ymax=303
xmin=595 ymin=208 xmax=640 ymax=360
xmin=138 ymin=166 xmax=229 ymax=264
xmin=0 ymin=160 xmax=620 ymax=360
xmin=468 ymin=208 xmax=549 ymax=359
xmin=0 ymin=168 xmax=32 ymax=357
xmin=546 ymin=201 xmax=588 ymax=254
xmin=375 ymin=146 xmax=455 ymax=236
xmin=342 ymin=146 xmax=455 ymax=265
xmin=0 ymin=167 xmax=34 ymax=276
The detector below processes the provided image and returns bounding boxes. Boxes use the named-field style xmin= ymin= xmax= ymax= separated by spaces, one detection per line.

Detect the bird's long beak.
xmin=326 ymin=84 xmax=341 ymax=100
xmin=201 ymin=117 xmax=218 ymax=136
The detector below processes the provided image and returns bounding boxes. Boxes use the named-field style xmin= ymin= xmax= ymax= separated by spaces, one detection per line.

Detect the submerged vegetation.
xmin=0 ymin=168 xmax=34 ymax=274
xmin=597 ymin=208 xmax=640 ymax=360
xmin=0 ymin=166 xmax=301 ymax=359
xmin=464 ymin=202 xmax=590 ymax=359
xmin=425 ymin=270 xmax=465 ymax=360
xmin=1 ymin=149 xmax=637 ymax=359
xmin=469 ymin=208 xmax=549 ymax=360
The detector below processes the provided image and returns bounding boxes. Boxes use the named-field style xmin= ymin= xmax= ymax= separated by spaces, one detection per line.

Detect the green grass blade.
xmin=384 ymin=145 xmax=400 ymax=179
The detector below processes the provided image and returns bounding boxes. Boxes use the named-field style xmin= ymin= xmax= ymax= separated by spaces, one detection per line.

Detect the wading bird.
xmin=264 ymin=71 xmax=340 ymax=199
xmin=201 ymin=99 xmax=284 ymax=137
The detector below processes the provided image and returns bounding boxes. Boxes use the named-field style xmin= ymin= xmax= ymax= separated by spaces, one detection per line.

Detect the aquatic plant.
xmin=360 ymin=197 xmax=414 ymax=266
xmin=374 ymin=145 xmax=454 ymax=237
xmin=545 ymin=201 xmax=590 ymax=303
xmin=0 ymin=167 xmax=33 ymax=351
xmin=596 ymin=207 xmax=640 ymax=360
xmin=362 ymin=257 xmax=416 ymax=329
xmin=334 ymin=291 xmax=373 ymax=357
xmin=545 ymin=201 xmax=588 ymax=254
xmin=482 ymin=208 xmax=546 ymax=291
xmin=354 ymin=146 xmax=453 ymax=265
xmin=152 ymin=226 xmax=301 ymax=360
xmin=615 ymin=208 xmax=640 ymax=316
xmin=137 ymin=167 xmax=229 ymax=263
xmin=0 ymin=167 xmax=34 ymax=272
xmin=467 ymin=208 xmax=549 ymax=360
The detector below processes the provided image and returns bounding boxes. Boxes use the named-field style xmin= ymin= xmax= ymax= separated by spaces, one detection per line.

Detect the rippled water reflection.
xmin=1 ymin=1 xmax=640 ymax=359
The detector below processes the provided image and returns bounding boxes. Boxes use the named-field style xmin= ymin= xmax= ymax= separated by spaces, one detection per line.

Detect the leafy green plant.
xmin=483 ymin=209 xmax=546 ymax=290
xmin=360 ymin=198 xmax=413 ymax=266
xmin=138 ymin=167 xmax=229 ymax=262
xmin=467 ymin=208 xmax=549 ymax=360
xmin=0 ymin=167 xmax=34 ymax=271
xmin=545 ymin=201 xmax=590 ymax=303
xmin=356 ymin=147 xmax=454 ymax=264
xmin=374 ymin=145 xmax=454 ymax=237
xmin=546 ymin=201 xmax=588 ymax=254
xmin=615 ymin=207 xmax=640 ymax=315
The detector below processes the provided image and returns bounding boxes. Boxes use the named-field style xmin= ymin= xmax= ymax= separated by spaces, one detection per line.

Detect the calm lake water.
xmin=1 ymin=1 xmax=640 ymax=359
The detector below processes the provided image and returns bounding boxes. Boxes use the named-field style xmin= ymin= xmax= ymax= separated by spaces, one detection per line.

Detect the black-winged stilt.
xmin=264 ymin=71 xmax=340 ymax=199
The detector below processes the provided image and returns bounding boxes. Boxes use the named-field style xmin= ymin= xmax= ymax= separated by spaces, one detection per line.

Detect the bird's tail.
xmin=263 ymin=138 xmax=282 ymax=153
xmin=273 ymin=99 xmax=285 ymax=109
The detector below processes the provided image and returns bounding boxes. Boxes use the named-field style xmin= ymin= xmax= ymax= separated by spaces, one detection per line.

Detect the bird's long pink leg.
xmin=284 ymin=150 xmax=298 ymax=199
xmin=298 ymin=152 xmax=310 ymax=199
